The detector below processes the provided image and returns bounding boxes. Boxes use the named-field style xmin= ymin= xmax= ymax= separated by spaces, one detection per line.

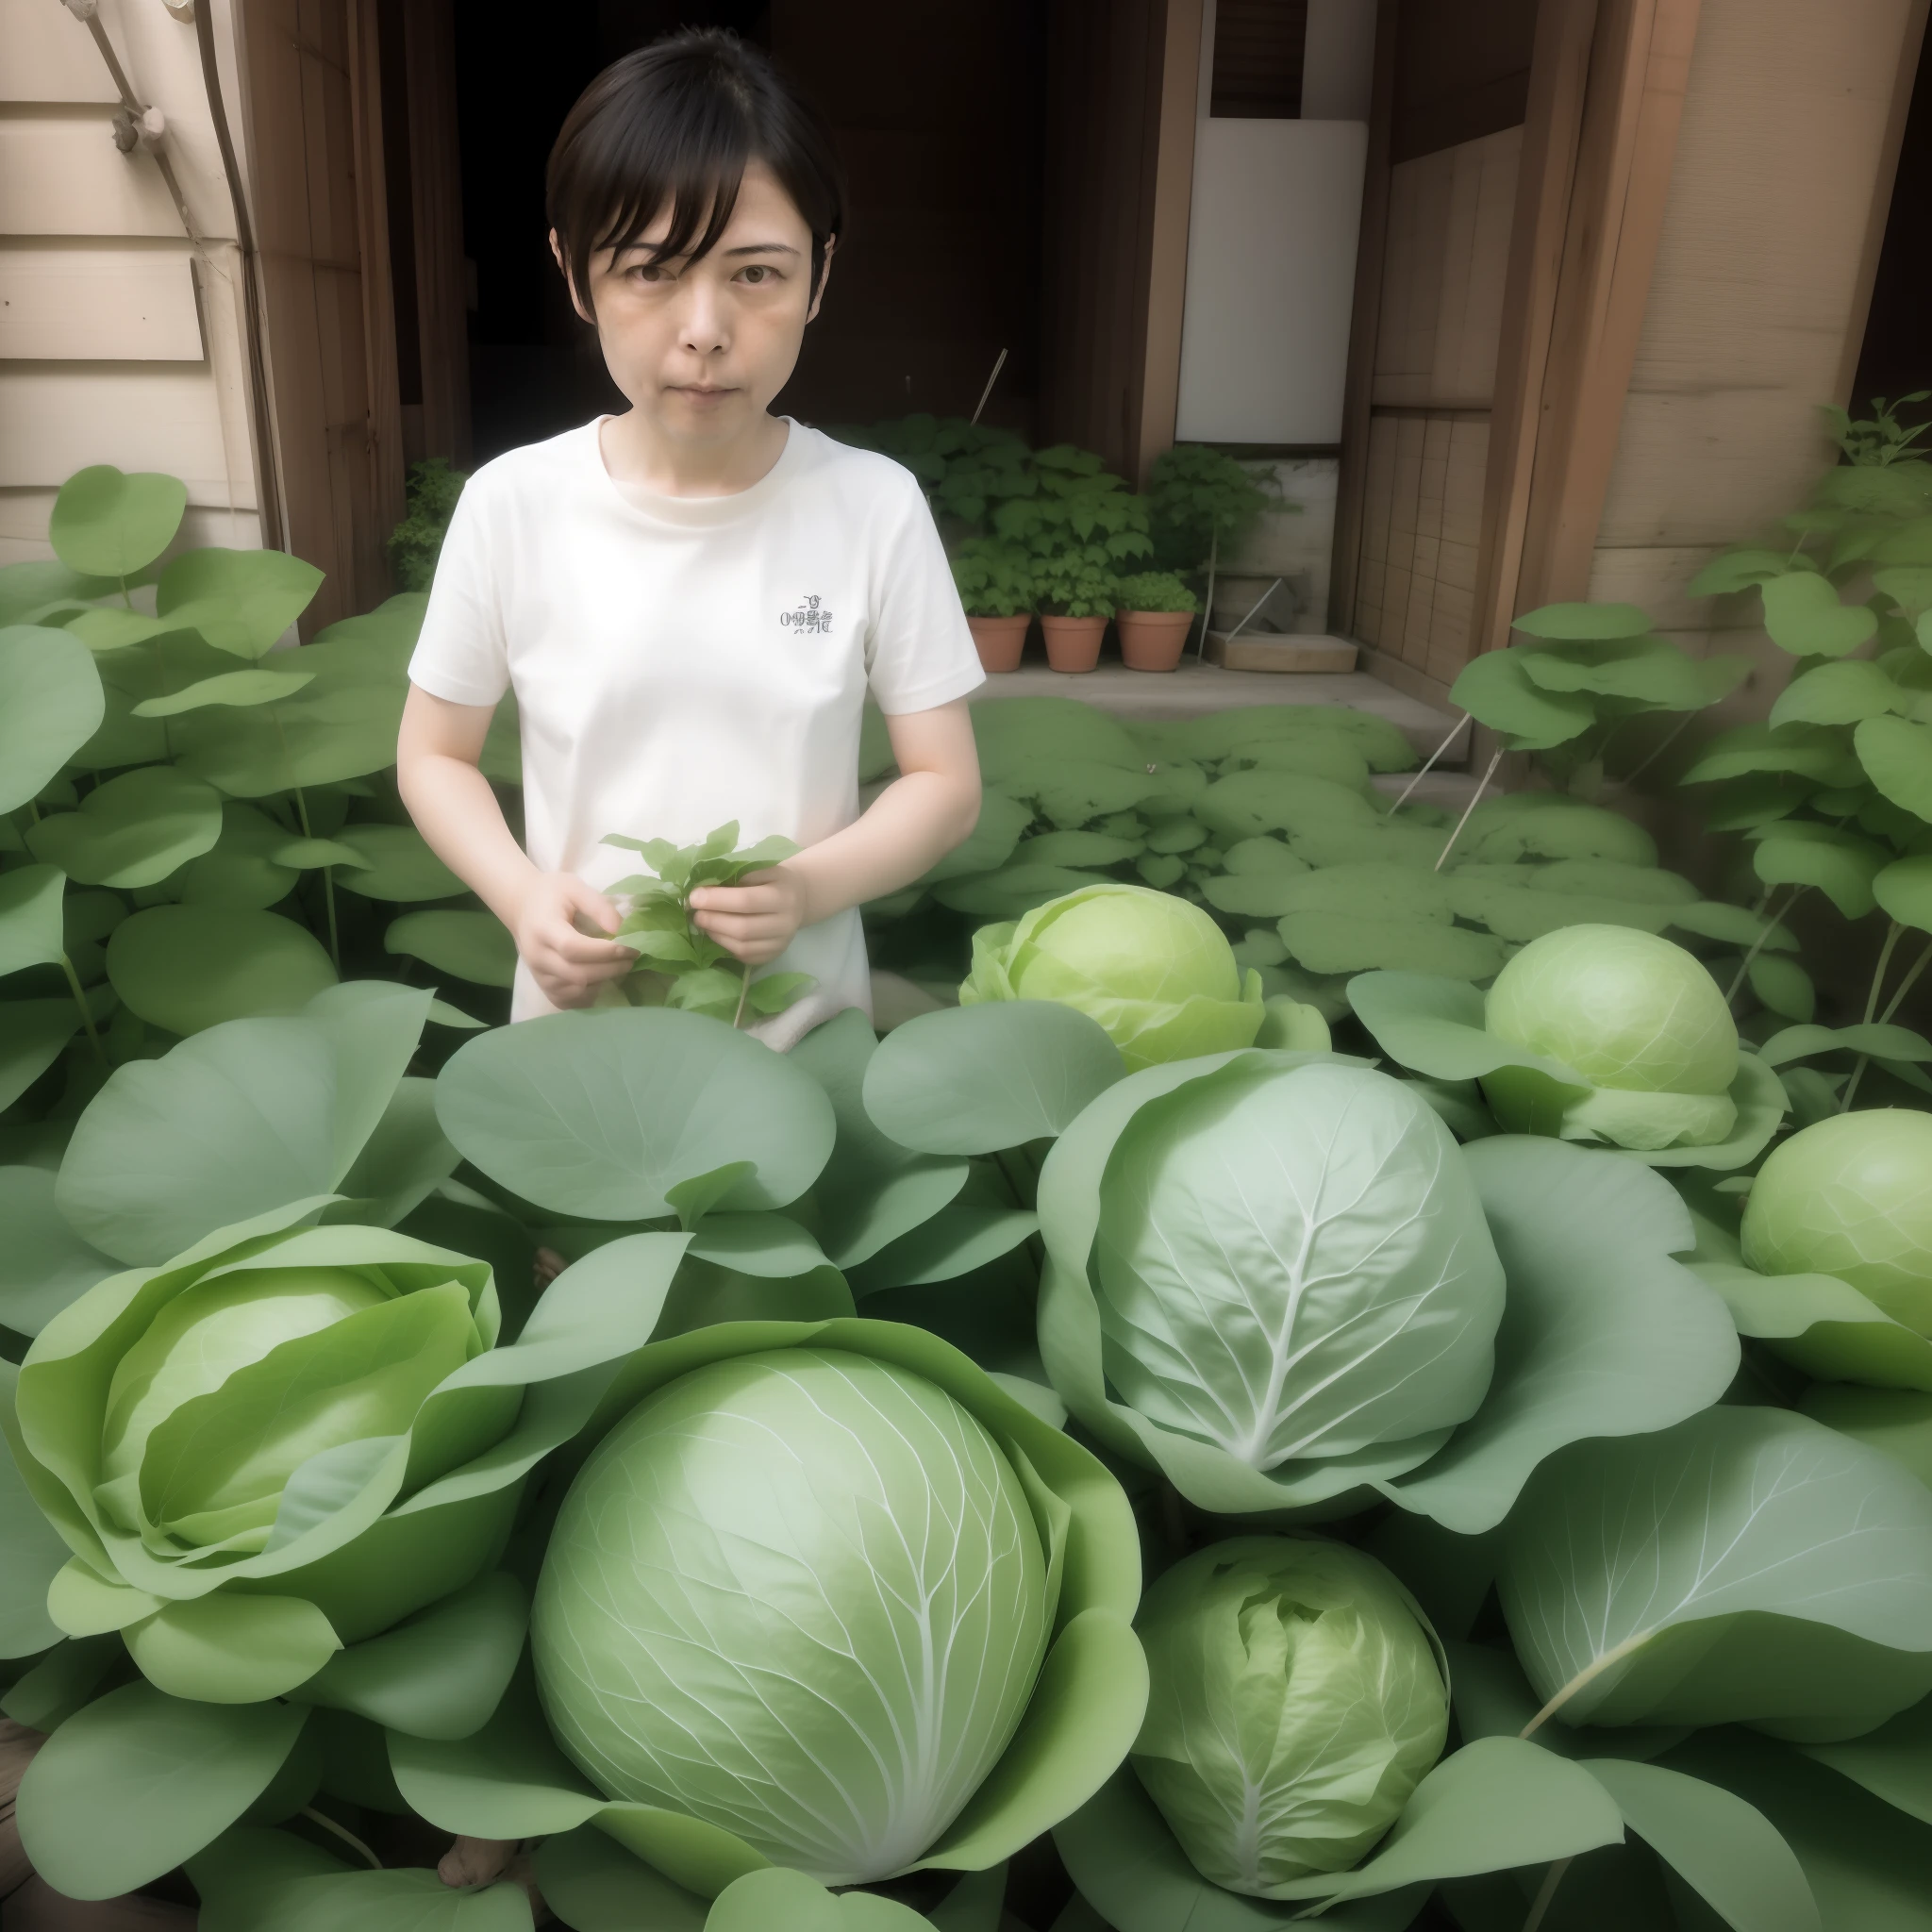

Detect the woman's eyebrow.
xmin=722 ymin=242 xmax=801 ymax=257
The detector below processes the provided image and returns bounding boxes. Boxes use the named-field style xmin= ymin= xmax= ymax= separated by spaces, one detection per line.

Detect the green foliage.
xmin=1112 ymin=571 xmax=1200 ymax=614
xmin=992 ymin=448 xmax=1151 ymax=617
xmin=949 ymin=536 xmax=1036 ymax=618
xmin=1823 ymin=392 xmax=1932 ymax=469
xmin=1146 ymin=446 xmax=1289 ymax=575
xmin=824 ymin=415 xmax=1036 ymax=538
xmin=599 ymin=819 xmax=815 ymax=1025
xmin=387 ymin=458 xmax=468 ymax=593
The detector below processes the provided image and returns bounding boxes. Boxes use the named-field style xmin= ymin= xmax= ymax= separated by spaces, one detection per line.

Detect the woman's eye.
xmin=740 ymin=265 xmax=774 ymax=285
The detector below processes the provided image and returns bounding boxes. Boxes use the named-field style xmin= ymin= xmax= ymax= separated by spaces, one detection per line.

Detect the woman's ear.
xmin=806 ymin=235 xmax=837 ymax=324
xmin=549 ymin=228 xmax=596 ymax=325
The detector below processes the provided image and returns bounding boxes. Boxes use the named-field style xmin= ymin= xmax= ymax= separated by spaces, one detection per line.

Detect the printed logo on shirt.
xmin=780 ymin=593 xmax=834 ymax=635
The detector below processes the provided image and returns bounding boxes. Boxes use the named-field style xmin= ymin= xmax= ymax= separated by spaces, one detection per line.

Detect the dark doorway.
xmin=449 ymin=1 xmax=1048 ymax=464
xmin=1851 ymin=20 xmax=1932 ymax=414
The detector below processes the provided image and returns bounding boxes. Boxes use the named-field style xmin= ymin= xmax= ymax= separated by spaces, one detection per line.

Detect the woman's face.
xmin=557 ymin=162 xmax=829 ymax=449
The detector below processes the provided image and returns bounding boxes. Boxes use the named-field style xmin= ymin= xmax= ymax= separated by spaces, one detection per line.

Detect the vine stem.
xmin=1389 ymin=712 xmax=1470 ymax=812
xmin=1840 ymin=919 xmax=1905 ymax=1113
xmin=1724 ymin=887 xmax=1806 ymax=1008
xmin=1433 ymin=746 xmax=1506 ymax=872
xmin=298 ymin=1805 xmax=381 ymax=1871
xmin=59 ymin=955 xmax=107 ymax=1063
xmin=732 ymin=962 xmax=752 ymax=1030
xmin=1522 ymin=1858 xmax=1574 ymax=1932
xmin=1518 ymin=1632 xmax=1652 ymax=1740
xmin=294 ymin=785 xmax=341 ymax=971
xmin=1880 ymin=937 xmax=1932 ymax=1024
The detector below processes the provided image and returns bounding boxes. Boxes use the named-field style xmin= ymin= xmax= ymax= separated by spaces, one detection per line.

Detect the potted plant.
xmin=1111 ymin=570 xmax=1200 ymax=673
xmin=995 ymin=445 xmax=1152 ymax=674
xmin=951 ymin=535 xmax=1036 ymax=673
xmin=1147 ymin=445 xmax=1291 ymax=646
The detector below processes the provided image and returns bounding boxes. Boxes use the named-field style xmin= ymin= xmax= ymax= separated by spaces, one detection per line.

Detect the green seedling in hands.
xmin=601 ymin=819 xmax=817 ymax=1027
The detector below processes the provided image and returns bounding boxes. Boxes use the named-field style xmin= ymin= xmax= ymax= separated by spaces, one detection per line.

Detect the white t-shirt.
xmin=408 ymin=417 xmax=984 ymax=1034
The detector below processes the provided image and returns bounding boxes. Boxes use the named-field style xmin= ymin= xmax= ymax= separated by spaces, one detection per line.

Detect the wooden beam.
xmin=1468 ymin=0 xmax=1598 ymax=656
xmin=1132 ymin=0 xmax=1205 ymax=488
xmin=1511 ymin=0 xmax=1703 ymax=610
xmin=347 ymin=0 xmax=407 ymax=553
xmin=1327 ymin=0 xmax=1398 ymax=635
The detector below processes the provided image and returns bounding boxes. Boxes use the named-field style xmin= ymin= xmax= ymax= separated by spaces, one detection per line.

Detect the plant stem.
xmin=1840 ymin=919 xmax=1905 ymax=1113
xmin=1608 ymin=709 xmax=1698 ymax=791
xmin=1433 ymin=746 xmax=1505 ymax=872
xmin=60 ymin=954 xmax=107 ymax=1063
xmin=1389 ymin=713 xmax=1471 ymax=812
xmin=1196 ymin=530 xmax=1219 ymax=658
xmin=733 ymin=962 xmax=752 ymax=1029
xmin=298 ymin=1805 xmax=381 ymax=1872
xmin=1880 ymin=938 xmax=1932 ymax=1024
xmin=1522 ymin=1858 xmax=1574 ymax=1932
xmin=1724 ymin=887 xmax=1806 ymax=1008
xmin=294 ymin=786 xmax=341 ymax=970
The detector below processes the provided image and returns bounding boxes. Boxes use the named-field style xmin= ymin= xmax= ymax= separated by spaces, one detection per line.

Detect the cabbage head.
xmin=1132 ymin=1537 xmax=1447 ymax=1895
xmin=1742 ymin=1109 xmax=1932 ymax=1334
xmin=959 ymin=883 xmax=1264 ymax=1070
xmin=4 ymin=1204 xmax=568 ymax=1705
xmin=1483 ymin=924 xmax=1740 ymax=1150
xmin=521 ymin=1321 xmax=1147 ymax=1892
xmin=1038 ymin=1053 xmax=1506 ymax=1513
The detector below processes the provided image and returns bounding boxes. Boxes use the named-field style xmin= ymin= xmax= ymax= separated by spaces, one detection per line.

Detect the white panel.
xmin=0 ymin=117 xmax=187 ymax=238
xmin=1303 ymin=0 xmax=1377 ymax=120
xmin=0 ymin=0 xmax=122 ymax=102
xmin=0 ymin=366 xmax=233 ymax=498
xmin=0 ymin=248 xmax=204 ymax=359
xmin=1176 ymin=120 xmax=1369 ymax=445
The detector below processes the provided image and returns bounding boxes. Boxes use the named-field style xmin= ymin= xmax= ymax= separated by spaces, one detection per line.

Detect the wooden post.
xmin=346 ymin=0 xmax=407 ymax=556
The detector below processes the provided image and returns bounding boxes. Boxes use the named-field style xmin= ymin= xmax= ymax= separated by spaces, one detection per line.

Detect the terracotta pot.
xmin=1041 ymin=614 xmax=1107 ymax=674
xmin=966 ymin=613 xmax=1030 ymax=674
xmin=1116 ymin=609 xmax=1194 ymax=672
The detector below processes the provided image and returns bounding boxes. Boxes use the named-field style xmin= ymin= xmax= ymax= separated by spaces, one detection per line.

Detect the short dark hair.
xmin=546 ymin=30 xmax=845 ymax=312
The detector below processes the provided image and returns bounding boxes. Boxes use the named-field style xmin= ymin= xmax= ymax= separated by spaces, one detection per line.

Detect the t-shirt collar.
xmin=586 ymin=414 xmax=805 ymax=528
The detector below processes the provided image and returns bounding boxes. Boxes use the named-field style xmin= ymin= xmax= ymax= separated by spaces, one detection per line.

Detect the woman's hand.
xmin=689 ymin=864 xmax=812 ymax=964
xmin=510 ymin=872 xmax=635 ymax=1008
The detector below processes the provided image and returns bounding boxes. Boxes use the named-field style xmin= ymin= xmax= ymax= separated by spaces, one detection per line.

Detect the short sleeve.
xmin=863 ymin=474 xmax=986 ymax=716
xmin=407 ymin=473 xmax=510 ymax=708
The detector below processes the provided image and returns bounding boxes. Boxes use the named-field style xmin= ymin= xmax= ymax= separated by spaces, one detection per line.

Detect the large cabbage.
xmin=535 ymin=1347 xmax=1049 ymax=1883
xmin=959 ymin=883 xmax=1264 ymax=1070
xmin=1741 ymin=1109 xmax=1932 ymax=1333
xmin=1132 ymin=1537 xmax=1447 ymax=1894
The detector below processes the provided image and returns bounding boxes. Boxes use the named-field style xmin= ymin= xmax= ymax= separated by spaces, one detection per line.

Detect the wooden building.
xmin=0 ymin=0 xmax=1924 ymax=715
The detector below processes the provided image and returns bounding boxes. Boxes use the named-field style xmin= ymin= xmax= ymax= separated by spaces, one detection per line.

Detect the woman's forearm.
xmin=785 ymin=767 xmax=980 ymax=925
xmin=396 ymin=751 xmax=542 ymax=928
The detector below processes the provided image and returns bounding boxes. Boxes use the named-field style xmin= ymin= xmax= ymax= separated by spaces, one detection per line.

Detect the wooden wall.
xmin=1039 ymin=0 xmax=1203 ymax=484
xmin=241 ymin=0 xmax=404 ymax=633
xmin=1348 ymin=120 xmax=1522 ymax=688
xmin=1586 ymin=0 xmax=1929 ymax=715
xmin=0 ymin=0 xmax=265 ymax=562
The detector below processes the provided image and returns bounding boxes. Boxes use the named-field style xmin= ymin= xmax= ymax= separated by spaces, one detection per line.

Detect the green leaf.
xmin=0 ymin=1001 xmax=83 ymax=1112
xmin=1669 ymin=900 xmax=1802 ymax=949
xmin=1857 ymin=716 xmax=1932 ymax=822
xmin=16 ymin=1679 xmax=308 ymax=1897
xmin=1698 ymin=1261 xmax=1932 ymax=1391
xmin=385 ymin=909 xmax=516 ymax=988
xmin=0 ymin=1361 xmax=71 ymax=1657
xmin=1760 ymin=573 xmax=1880 ymax=658
xmin=48 ymin=465 xmax=187 ymax=577
xmin=1877 ymin=856 xmax=1932 ymax=934
xmin=1753 ymin=828 xmax=1888 ymax=918
xmin=0 ymin=624 xmax=105 ymax=811
xmin=0 ymin=1166 xmax=116 ymax=1333
xmin=132 ymin=667 xmax=317 ymax=716
xmin=58 ymin=982 xmax=427 ymax=1261
xmin=173 ymin=800 xmax=302 ymax=910
xmin=1797 ymin=1691 xmax=1932 ymax=1826
xmin=1758 ymin=1021 xmax=1932 ymax=1066
xmin=0 ymin=558 xmax=119 ymax=624
xmin=107 ymin=905 xmax=337 ymax=1034
xmin=1521 ymin=640 xmax=1716 ymax=710
xmin=707 ymin=1868 xmax=937 ymax=1930
xmin=1770 ymin=659 xmax=1906 ymax=728
xmin=916 ymin=787 xmax=1034 ymax=885
xmin=862 ymin=1000 xmax=1126 ymax=1154
xmin=434 ymin=1006 xmax=836 ymax=1219
xmin=1193 ymin=768 xmax=1382 ymax=843
xmin=124 ymin=1591 xmax=344 ymax=1703
xmin=1499 ymin=1405 xmax=1932 ymax=1734
xmin=1582 ymin=1757 xmax=1821 ymax=1932
xmin=1749 ymin=955 xmax=1816 ymax=1023
xmin=1449 ymin=649 xmax=1599 ymax=749
xmin=1378 ymin=1137 xmax=1739 ymax=1534
xmin=935 ymin=864 xmax=1114 ymax=920
xmin=533 ymin=1825 xmax=708 ymax=1932
xmin=154 ymin=546 xmax=325 ymax=658
xmin=26 ymin=764 xmax=225 ymax=888
xmin=1513 ymin=602 xmax=1656 ymax=641
xmin=1690 ymin=549 xmax=1793 ymax=596
xmin=848 ymin=1200 xmax=1041 ymax=1295
xmin=1457 ymin=795 xmax=1659 ymax=866
xmin=1682 ymin=724 xmax=1862 ymax=787
xmin=274 ymin=837 xmax=371 ymax=870
xmin=292 ymin=1570 xmax=524 ymax=1740
xmin=0 ymin=862 xmax=67 ymax=976
xmin=325 ymin=824 xmax=465 ymax=902
xmin=789 ymin=1008 xmax=970 ymax=1268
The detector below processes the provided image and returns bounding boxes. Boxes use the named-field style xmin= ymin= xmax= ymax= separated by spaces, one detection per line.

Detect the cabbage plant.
xmin=388 ymin=1318 xmax=1147 ymax=1905
xmin=1348 ymin=939 xmax=1788 ymax=1169
xmin=958 ymin=883 xmax=1264 ymax=1070
xmin=1741 ymin=1108 xmax=1932 ymax=1333
xmin=1037 ymin=1051 xmax=1739 ymax=1526
xmin=1131 ymin=1537 xmax=1448 ymax=1893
